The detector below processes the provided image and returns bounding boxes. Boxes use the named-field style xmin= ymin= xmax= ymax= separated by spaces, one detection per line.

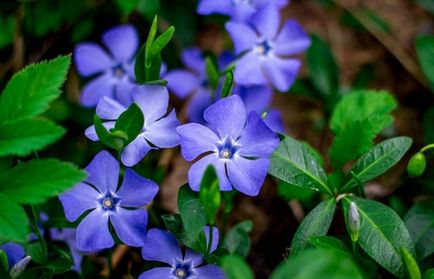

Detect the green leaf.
xmin=222 ymin=221 xmax=253 ymax=258
xmin=269 ymin=135 xmax=332 ymax=195
xmin=149 ymin=26 xmax=175 ymax=59
xmin=400 ymin=246 xmax=421 ymax=279
xmin=221 ymin=70 xmax=234 ymax=98
xmin=341 ymin=137 xmax=412 ymax=192
xmin=424 ymin=269 xmax=434 ymax=279
xmin=0 ymin=118 xmax=65 ymax=157
xmin=290 ymin=198 xmax=336 ymax=256
xmin=404 ymin=200 xmax=434 ymax=259
xmin=113 ymin=0 xmax=139 ymax=15
xmin=308 ymin=236 xmax=351 ymax=255
xmin=343 ymin=197 xmax=415 ymax=277
xmin=0 ymin=249 xmax=8 ymax=276
xmin=199 ymin=166 xmax=221 ymax=224
xmin=114 ymin=103 xmax=144 ymax=145
xmin=415 ymin=35 xmax=434 ymax=90
xmin=278 ymin=181 xmax=316 ymax=202
xmin=0 ymin=193 xmax=29 ymax=242
xmin=0 ymin=56 xmax=71 ymax=123
xmin=205 ymin=57 xmax=220 ymax=89
xmin=221 ymin=254 xmax=254 ymax=279
xmin=271 ymin=249 xmax=365 ymax=279
xmin=0 ymin=159 xmax=86 ymax=204
xmin=178 ymin=185 xmax=207 ymax=243
xmin=94 ymin=115 xmax=124 ymax=151
xmin=137 ymin=0 xmax=160 ymax=20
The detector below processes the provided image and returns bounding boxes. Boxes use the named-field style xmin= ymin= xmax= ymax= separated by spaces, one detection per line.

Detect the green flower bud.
xmin=407 ymin=152 xmax=426 ymax=177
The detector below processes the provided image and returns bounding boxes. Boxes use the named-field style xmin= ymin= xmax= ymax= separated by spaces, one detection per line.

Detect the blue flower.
xmin=226 ymin=5 xmax=311 ymax=91
xmin=74 ymin=24 xmax=138 ymax=107
xmin=59 ymin=151 xmax=159 ymax=251
xmin=50 ymin=228 xmax=86 ymax=271
xmin=198 ymin=0 xmax=288 ymax=22
xmin=0 ymin=243 xmax=25 ymax=268
xmin=85 ymin=85 xmax=180 ymax=167
xmin=177 ymin=95 xmax=279 ymax=196
xmin=139 ymin=228 xmax=225 ymax=279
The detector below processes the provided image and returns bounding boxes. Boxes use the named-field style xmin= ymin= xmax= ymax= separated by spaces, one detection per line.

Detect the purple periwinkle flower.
xmin=59 ymin=151 xmax=159 ymax=251
xmin=74 ymin=24 xmax=138 ymax=107
xmin=139 ymin=228 xmax=225 ymax=279
xmin=177 ymin=95 xmax=279 ymax=196
xmin=85 ymin=85 xmax=180 ymax=167
xmin=226 ymin=5 xmax=311 ymax=92
xmin=0 ymin=243 xmax=25 ymax=268
xmin=198 ymin=0 xmax=288 ymax=22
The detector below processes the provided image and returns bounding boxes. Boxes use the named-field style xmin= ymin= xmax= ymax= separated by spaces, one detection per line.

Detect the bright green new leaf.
xmin=222 ymin=220 xmax=253 ymax=258
xmin=205 ymin=57 xmax=220 ymax=89
xmin=0 ymin=193 xmax=29 ymax=242
xmin=149 ymin=26 xmax=175 ymax=59
xmin=400 ymin=246 xmax=421 ymax=279
xmin=199 ymin=166 xmax=221 ymax=224
xmin=343 ymin=197 xmax=415 ymax=277
xmin=0 ymin=118 xmax=65 ymax=157
xmin=221 ymin=70 xmax=234 ymax=98
xmin=0 ymin=159 xmax=86 ymax=204
xmin=308 ymin=236 xmax=351 ymax=255
xmin=291 ymin=198 xmax=336 ymax=256
xmin=404 ymin=200 xmax=434 ymax=259
xmin=415 ymin=35 xmax=434 ymax=90
xmin=341 ymin=137 xmax=412 ymax=192
xmin=114 ymin=103 xmax=144 ymax=145
xmin=0 ymin=56 xmax=71 ymax=123
xmin=221 ymin=254 xmax=254 ymax=279
xmin=269 ymin=135 xmax=332 ymax=195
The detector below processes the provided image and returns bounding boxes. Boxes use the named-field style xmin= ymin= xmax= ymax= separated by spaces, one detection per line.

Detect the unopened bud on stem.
xmin=348 ymin=202 xmax=360 ymax=243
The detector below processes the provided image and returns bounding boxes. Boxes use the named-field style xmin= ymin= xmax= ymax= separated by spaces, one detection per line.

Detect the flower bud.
xmin=407 ymin=152 xmax=426 ymax=177
xmin=9 ymin=256 xmax=31 ymax=279
xmin=348 ymin=202 xmax=360 ymax=242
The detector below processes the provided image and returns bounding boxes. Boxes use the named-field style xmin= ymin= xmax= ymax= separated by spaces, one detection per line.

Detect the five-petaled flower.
xmin=59 ymin=151 xmax=159 ymax=251
xmin=197 ymin=0 xmax=288 ymax=22
xmin=85 ymin=85 xmax=180 ymax=167
xmin=74 ymin=24 xmax=138 ymax=107
xmin=139 ymin=228 xmax=225 ymax=279
xmin=226 ymin=5 xmax=311 ymax=92
xmin=177 ymin=95 xmax=279 ymax=196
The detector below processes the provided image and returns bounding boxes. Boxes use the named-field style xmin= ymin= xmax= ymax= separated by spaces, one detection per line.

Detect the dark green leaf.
xmin=341 ymin=137 xmax=412 ymax=192
xmin=221 ymin=71 xmax=234 ymax=98
xmin=424 ymin=269 xmax=434 ymax=279
xmin=94 ymin=115 xmax=125 ymax=151
xmin=0 ymin=56 xmax=71 ymax=123
xmin=343 ymin=197 xmax=415 ymax=277
xmin=0 ymin=249 xmax=8 ymax=276
xmin=205 ymin=57 xmax=220 ymax=89
xmin=199 ymin=166 xmax=221 ymax=224
xmin=24 ymin=241 xmax=47 ymax=264
xmin=222 ymin=221 xmax=253 ymax=258
xmin=0 ymin=16 xmax=14 ymax=49
xmin=291 ymin=198 xmax=336 ymax=256
xmin=114 ymin=103 xmax=144 ymax=145
xmin=113 ymin=0 xmax=139 ymax=15
xmin=277 ymin=181 xmax=316 ymax=202
xmin=308 ymin=236 xmax=351 ymax=255
xmin=415 ymin=35 xmax=434 ymax=90
xmin=423 ymin=107 xmax=434 ymax=143
xmin=137 ymin=0 xmax=160 ymax=20
xmin=178 ymin=185 xmax=207 ymax=243
xmin=0 ymin=193 xmax=29 ymax=242
xmin=221 ymin=254 xmax=254 ymax=279
xmin=269 ymin=135 xmax=332 ymax=195
xmin=400 ymin=246 xmax=421 ymax=279
xmin=0 ymin=118 xmax=65 ymax=157
xmin=0 ymin=159 xmax=86 ymax=204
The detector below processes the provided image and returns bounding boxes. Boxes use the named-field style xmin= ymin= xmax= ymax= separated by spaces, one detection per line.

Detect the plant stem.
xmin=421 ymin=143 xmax=434 ymax=153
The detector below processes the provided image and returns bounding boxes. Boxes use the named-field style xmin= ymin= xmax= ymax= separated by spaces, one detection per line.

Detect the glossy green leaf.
xmin=400 ymin=246 xmax=421 ymax=279
xmin=269 ymin=135 xmax=332 ymax=195
xmin=291 ymin=198 xmax=336 ymax=256
xmin=178 ymin=185 xmax=207 ymax=242
xmin=308 ymin=236 xmax=351 ymax=255
xmin=114 ymin=103 xmax=144 ymax=145
xmin=0 ymin=193 xmax=29 ymax=242
xmin=0 ymin=118 xmax=65 ymax=157
xmin=343 ymin=197 xmax=415 ymax=277
xmin=0 ymin=159 xmax=86 ymax=204
xmin=149 ymin=26 xmax=175 ymax=59
xmin=94 ymin=115 xmax=124 ymax=151
xmin=221 ymin=70 xmax=234 ymax=98
xmin=0 ymin=56 xmax=71 ymax=123
xmin=221 ymin=254 xmax=254 ymax=279
xmin=222 ymin=220 xmax=253 ymax=258
xmin=271 ymin=249 xmax=364 ymax=279
xmin=341 ymin=137 xmax=412 ymax=192
xmin=404 ymin=200 xmax=434 ymax=259
xmin=199 ymin=166 xmax=221 ymax=224
xmin=415 ymin=35 xmax=434 ymax=90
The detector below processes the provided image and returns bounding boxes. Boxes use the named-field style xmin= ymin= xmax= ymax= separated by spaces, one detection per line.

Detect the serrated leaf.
xmin=0 ymin=193 xmax=29 ymax=242
xmin=114 ymin=103 xmax=144 ymax=145
xmin=221 ymin=254 xmax=254 ymax=279
xmin=415 ymin=35 xmax=434 ymax=90
xmin=0 ymin=118 xmax=65 ymax=157
xmin=0 ymin=159 xmax=86 ymax=204
xmin=0 ymin=56 xmax=71 ymax=123
xmin=343 ymin=197 xmax=415 ymax=277
xmin=404 ymin=200 xmax=434 ymax=259
xmin=341 ymin=137 xmax=412 ymax=192
xmin=222 ymin=220 xmax=253 ymax=258
xmin=308 ymin=236 xmax=351 ymax=255
xmin=291 ymin=198 xmax=336 ymax=256
xmin=269 ymin=135 xmax=332 ymax=195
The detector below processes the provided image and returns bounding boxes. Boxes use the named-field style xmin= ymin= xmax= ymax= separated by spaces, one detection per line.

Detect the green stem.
xmin=421 ymin=143 xmax=434 ymax=153
xmin=30 ymin=206 xmax=47 ymax=259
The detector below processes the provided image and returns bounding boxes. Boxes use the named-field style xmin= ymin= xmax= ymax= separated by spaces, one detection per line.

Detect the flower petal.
xmin=132 ymin=85 xmax=169 ymax=123
xmin=203 ymin=95 xmax=247 ymax=139
xmin=236 ymin=85 xmax=272 ymax=113
xmin=76 ymin=209 xmax=113 ymax=251
xmin=225 ymin=22 xmax=257 ymax=55
xmin=165 ymin=70 xmax=201 ymax=99
xmin=85 ymin=150 xmax=120 ymax=194
xmin=195 ymin=265 xmax=226 ymax=279
xmin=188 ymin=155 xmax=232 ymax=192
xmin=96 ymin=97 xmax=126 ymax=120
xmin=80 ymin=73 xmax=116 ymax=108
xmin=227 ymin=157 xmax=269 ymax=196
xmin=142 ymin=229 xmax=182 ymax=265
xmin=237 ymin=111 xmax=279 ymax=158
xmin=74 ymin=43 xmax=113 ymax=77
xmin=264 ymin=108 xmax=285 ymax=133
xmin=115 ymin=77 xmax=136 ymax=106
xmin=0 ymin=243 xmax=25 ymax=267
xmin=274 ymin=19 xmax=311 ymax=56
xmin=138 ymin=267 xmax=172 ymax=279
xmin=197 ymin=0 xmax=232 ymax=15
xmin=181 ymin=48 xmax=206 ymax=74
xmin=262 ymin=57 xmax=301 ymax=92
xmin=187 ymin=89 xmax=214 ymax=124
xmin=251 ymin=4 xmax=280 ymax=39
xmin=59 ymin=182 xmax=100 ymax=222
xmin=233 ymin=3 xmax=257 ymax=22
xmin=102 ymin=24 xmax=138 ymax=63
xmin=121 ymin=136 xmax=154 ymax=167
xmin=144 ymin=109 xmax=180 ymax=148
xmin=84 ymin=121 xmax=116 ymax=141
xmin=205 ymin=226 xmax=220 ymax=253
xmin=117 ymin=169 xmax=159 ymax=207
xmin=110 ymin=208 xmax=147 ymax=247
xmin=234 ymin=52 xmax=267 ymax=85
xmin=177 ymin=123 xmax=219 ymax=161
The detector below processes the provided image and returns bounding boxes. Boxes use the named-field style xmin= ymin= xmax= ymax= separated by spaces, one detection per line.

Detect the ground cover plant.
xmin=0 ymin=0 xmax=433 ymax=278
